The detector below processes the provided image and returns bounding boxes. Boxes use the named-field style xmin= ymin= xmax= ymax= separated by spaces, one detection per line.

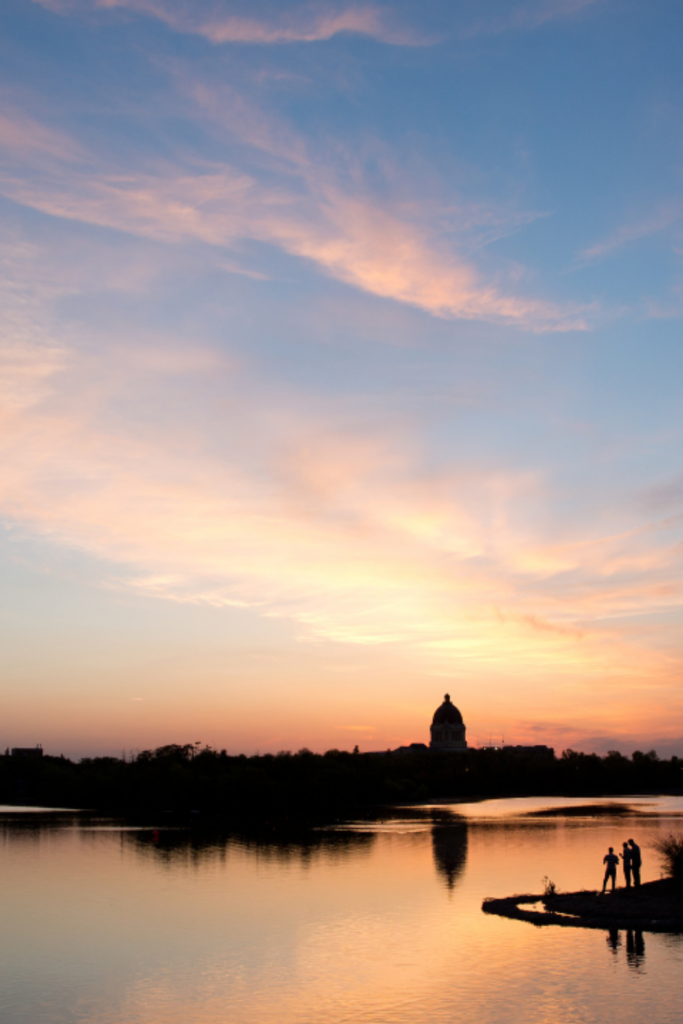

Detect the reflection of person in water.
xmin=431 ymin=822 xmax=468 ymax=890
xmin=606 ymin=929 xmax=646 ymax=968
xmin=626 ymin=929 xmax=645 ymax=969
xmin=628 ymin=839 xmax=642 ymax=887
xmin=620 ymin=841 xmax=632 ymax=888
xmin=602 ymin=847 xmax=619 ymax=892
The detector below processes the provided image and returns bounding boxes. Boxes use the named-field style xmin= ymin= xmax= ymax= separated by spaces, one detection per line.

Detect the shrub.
xmin=651 ymin=832 xmax=683 ymax=880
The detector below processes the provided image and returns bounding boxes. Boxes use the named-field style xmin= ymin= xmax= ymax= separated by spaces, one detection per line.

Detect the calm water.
xmin=2 ymin=796 xmax=683 ymax=1024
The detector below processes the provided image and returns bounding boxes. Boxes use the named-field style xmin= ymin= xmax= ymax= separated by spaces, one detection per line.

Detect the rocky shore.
xmin=482 ymin=878 xmax=683 ymax=932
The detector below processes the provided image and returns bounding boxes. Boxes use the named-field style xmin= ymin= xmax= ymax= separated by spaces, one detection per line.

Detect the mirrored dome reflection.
xmin=431 ymin=822 xmax=468 ymax=890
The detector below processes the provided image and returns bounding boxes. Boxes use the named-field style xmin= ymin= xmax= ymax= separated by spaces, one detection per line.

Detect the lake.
xmin=2 ymin=796 xmax=683 ymax=1023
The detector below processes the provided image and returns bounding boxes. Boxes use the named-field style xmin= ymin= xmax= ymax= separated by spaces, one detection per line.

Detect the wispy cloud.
xmin=0 ymin=109 xmax=83 ymax=162
xmin=1 ymin=248 xmax=679 ymax=662
xmin=33 ymin=0 xmax=604 ymax=45
xmin=458 ymin=0 xmax=604 ymax=39
xmin=637 ymin=474 xmax=683 ymax=515
xmin=512 ymin=0 xmax=603 ymax=29
xmin=0 ymin=107 xmax=587 ymax=333
xmin=220 ymin=258 xmax=271 ymax=281
xmin=6 ymin=0 xmax=682 ymax=757
xmin=0 ymin=236 xmax=71 ymax=420
xmin=579 ymin=205 xmax=683 ymax=263
xmin=0 ymin=224 xmax=681 ymax=753
xmin=8 ymin=359 xmax=680 ymax=664
xmin=33 ymin=0 xmax=423 ymax=45
xmin=0 ymin=166 xmax=587 ymax=330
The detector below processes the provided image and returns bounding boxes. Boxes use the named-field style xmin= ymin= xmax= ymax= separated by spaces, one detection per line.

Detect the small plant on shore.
xmin=542 ymin=876 xmax=557 ymax=898
xmin=651 ymin=832 xmax=683 ymax=880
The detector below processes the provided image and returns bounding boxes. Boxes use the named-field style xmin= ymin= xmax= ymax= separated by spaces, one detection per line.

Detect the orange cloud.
xmin=0 ymin=165 xmax=587 ymax=332
xmin=7 ymin=336 xmax=677 ymax=668
xmin=1 ymin=231 xmax=680 ymax=756
xmin=0 ymin=49 xmax=589 ymax=334
xmin=1 ymin=296 xmax=679 ymax=689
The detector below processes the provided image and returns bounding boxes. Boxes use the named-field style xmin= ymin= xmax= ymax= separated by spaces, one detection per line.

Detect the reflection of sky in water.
xmin=425 ymin=794 xmax=683 ymax=819
xmin=1 ymin=798 xmax=683 ymax=1023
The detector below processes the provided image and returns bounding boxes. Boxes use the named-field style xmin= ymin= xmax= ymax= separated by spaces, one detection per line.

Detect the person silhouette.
xmin=628 ymin=839 xmax=642 ymax=887
xmin=602 ymin=847 xmax=619 ymax=892
xmin=620 ymin=841 xmax=632 ymax=888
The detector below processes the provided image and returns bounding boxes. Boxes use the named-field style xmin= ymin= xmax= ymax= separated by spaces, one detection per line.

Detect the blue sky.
xmin=1 ymin=0 xmax=682 ymax=757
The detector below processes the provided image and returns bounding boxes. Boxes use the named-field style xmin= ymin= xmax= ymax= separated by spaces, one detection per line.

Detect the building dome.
xmin=432 ymin=694 xmax=463 ymax=726
xmin=430 ymin=694 xmax=467 ymax=752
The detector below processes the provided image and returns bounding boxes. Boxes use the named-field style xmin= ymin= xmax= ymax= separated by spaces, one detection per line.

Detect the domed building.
xmin=430 ymin=694 xmax=467 ymax=751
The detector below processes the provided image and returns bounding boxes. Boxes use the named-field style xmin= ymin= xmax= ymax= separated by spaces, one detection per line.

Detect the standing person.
xmin=602 ymin=847 xmax=619 ymax=893
xmin=620 ymin=841 xmax=632 ymax=887
xmin=628 ymin=839 xmax=642 ymax=887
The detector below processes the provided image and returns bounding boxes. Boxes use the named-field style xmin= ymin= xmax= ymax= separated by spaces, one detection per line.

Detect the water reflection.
xmin=626 ymin=930 xmax=646 ymax=971
xmin=431 ymin=822 xmax=468 ymax=890
xmin=606 ymin=929 xmax=646 ymax=971
xmin=122 ymin=825 xmax=376 ymax=868
xmin=0 ymin=813 xmax=92 ymax=850
xmin=3 ymin=801 xmax=683 ymax=1024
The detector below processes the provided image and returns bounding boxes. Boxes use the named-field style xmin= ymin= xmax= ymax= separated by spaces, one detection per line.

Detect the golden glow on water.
xmin=1 ymin=801 xmax=683 ymax=1023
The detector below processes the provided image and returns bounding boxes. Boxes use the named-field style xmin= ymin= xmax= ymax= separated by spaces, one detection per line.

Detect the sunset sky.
xmin=1 ymin=0 xmax=682 ymax=759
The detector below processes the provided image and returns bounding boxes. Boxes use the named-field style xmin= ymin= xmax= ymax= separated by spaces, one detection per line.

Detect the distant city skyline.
xmin=1 ymin=0 xmax=682 ymax=759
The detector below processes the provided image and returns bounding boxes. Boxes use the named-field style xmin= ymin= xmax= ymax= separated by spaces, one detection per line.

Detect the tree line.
xmin=1 ymin=744 xmax=681 ymax=824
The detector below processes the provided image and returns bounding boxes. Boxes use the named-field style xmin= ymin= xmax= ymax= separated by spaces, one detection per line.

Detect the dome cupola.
xmin=430 ymin=694 xmax=467 ymax=751
xmin=432 ymin=693 xmax=463 ymax=726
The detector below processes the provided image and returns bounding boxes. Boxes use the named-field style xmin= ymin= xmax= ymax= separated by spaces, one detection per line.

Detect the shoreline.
xmin=482 ymin=878 xmax=683 ymax=932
